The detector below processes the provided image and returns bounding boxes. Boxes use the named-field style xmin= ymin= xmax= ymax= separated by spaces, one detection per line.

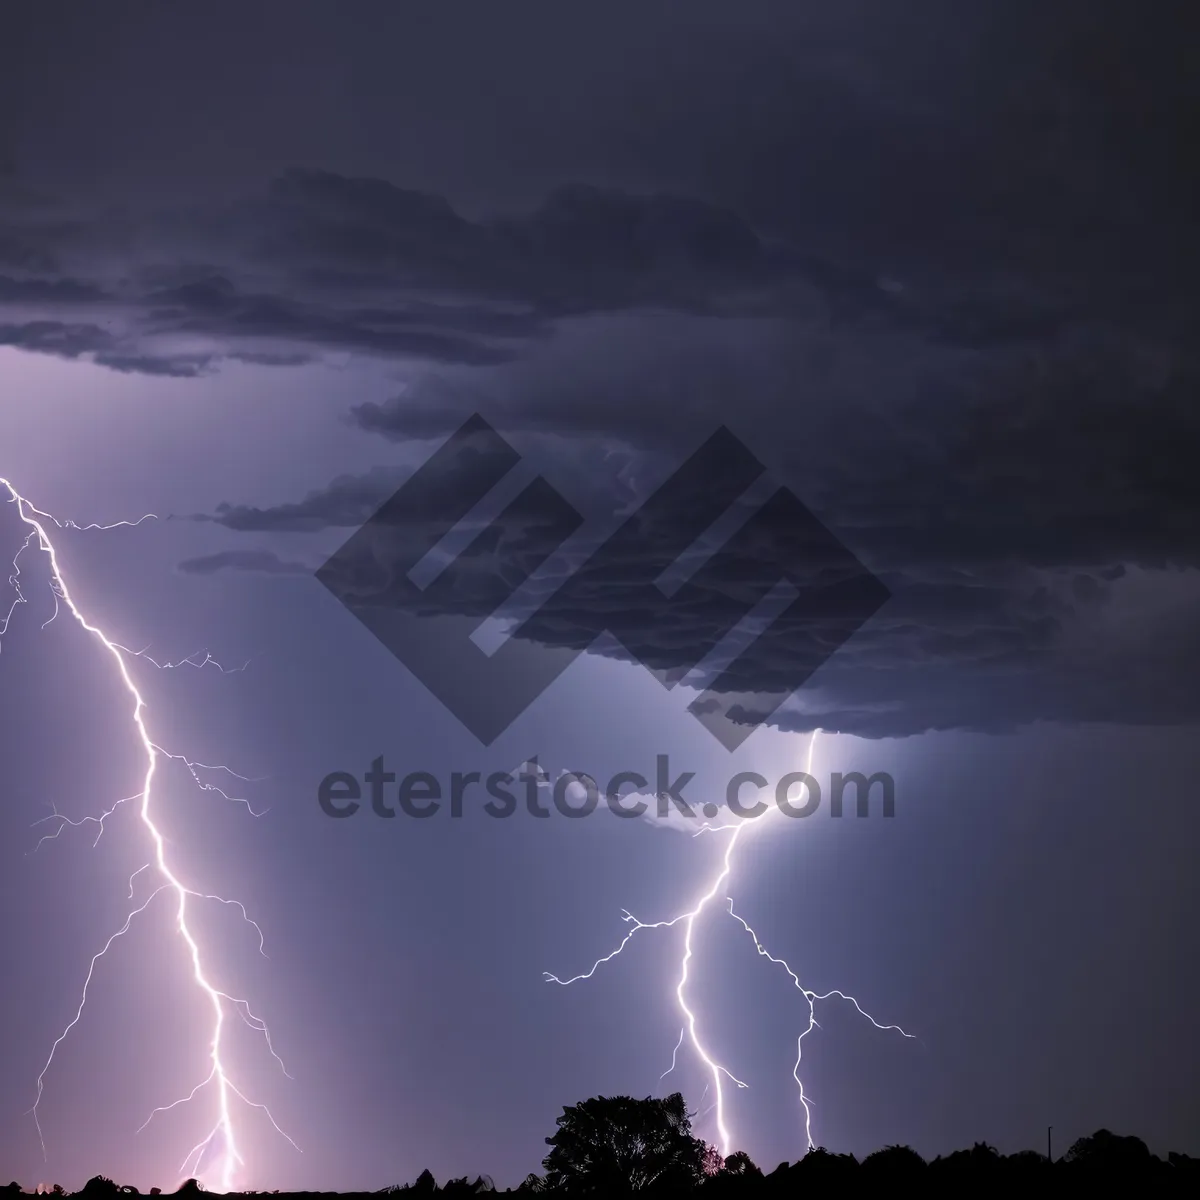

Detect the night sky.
xmin=1 ymin=1 xmax=1199 ymax=1191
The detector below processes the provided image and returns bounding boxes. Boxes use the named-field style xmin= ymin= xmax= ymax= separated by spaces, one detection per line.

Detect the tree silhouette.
xmin=543 ymin=1092 xmax=713 ymax=1192
xmin=1006 ymin=1149 xmax=1051 ymax=1176
xmin=792 ymin=1147 xmax=859 ymax=1179
xmin=5 ymin=1118 xmax=1195 ymax=1194
xmin=704 ymin=1150 xmax=762 ymax=1195
xmin=1065 ymin=1128 xmax=1153 ymax=1169
xmin=79 ymin=1178 xmax=118 ymax=1198
xmin=437 ymin=1176 xmax=493 ymax=1195
xmin=860 ymin=1144 xmax=926 ymax=1175
xmin=717 ymin=1152 xmax=760 ymax=1178
xmin=931 ymin=1141 xmax=1002 ymax=1174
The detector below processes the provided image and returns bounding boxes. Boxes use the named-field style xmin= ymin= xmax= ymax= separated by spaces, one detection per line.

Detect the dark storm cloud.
xmin=8 ymin=0 xmax=1200 ymax=738
xmin=339 ymin=331 xmax=1200 ymax=573
xmin=0 ymin=168 xmax=883 ymax=376
xmin=0 ymin=275 xmax=108 ymax=304
xmin=198 ymin=466 xmax=413 ymax=534
xmin=91 ymin=352 xmax=217 ymax=378
xmin=252 ymin=171 xmax=784 ymax=308
xmin=192 ymin=426 xmax=642 ymax=535
xmin=177 ymin=549 xmax=312 ymax=576
xmin=5 ymin=4 xmax=1195 ymax=377
xmin=0 ymin=319 xmax=114 ymax=357
xmin=195 ymin=329 xmax=1200 ymax=739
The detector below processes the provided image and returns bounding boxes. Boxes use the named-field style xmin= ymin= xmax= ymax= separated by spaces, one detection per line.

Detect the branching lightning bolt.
xmin=544 ymin=729 xmax=914 ymax=1157
xmin=1 ymin=478 xmax=298 ymax=1192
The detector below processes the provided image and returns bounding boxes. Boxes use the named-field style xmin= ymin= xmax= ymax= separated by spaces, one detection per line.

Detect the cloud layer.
xmin=0 ymin=169 xmax=863 ymax=378
xmin=186 ymin=324 xmax=1200 ymax=740
xmin=8 ymin=0 xmax=1200 ymax=741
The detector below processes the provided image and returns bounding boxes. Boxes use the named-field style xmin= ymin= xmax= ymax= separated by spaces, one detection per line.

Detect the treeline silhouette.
xmin=6 ymin=1092 xmax=1197 ymax=1195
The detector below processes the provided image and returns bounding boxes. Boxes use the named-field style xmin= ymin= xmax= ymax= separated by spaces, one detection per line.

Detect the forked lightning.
xmin=545 ymin=729 xmax=914 ymax=1157
xmin=1 ymin=478 xmax=298 ymax=1192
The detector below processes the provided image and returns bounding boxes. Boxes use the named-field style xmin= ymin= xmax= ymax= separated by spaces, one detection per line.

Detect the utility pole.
xmin=1048 ymin=1126 xmax=1053 ymax=1163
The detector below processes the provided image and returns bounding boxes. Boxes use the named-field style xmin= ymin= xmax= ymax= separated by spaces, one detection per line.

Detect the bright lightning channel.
xmin=544 ymin=729 xmax=914 ymax=1157
xmin=1 ymin=478 xmax=298 ymax=1192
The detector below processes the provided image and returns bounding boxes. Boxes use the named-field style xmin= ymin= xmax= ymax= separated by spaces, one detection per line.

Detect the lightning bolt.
xmin=1 ymin=478 xmax=298 ymax=1192
xmin=544 ymin=729 xmax=914 ymax=1157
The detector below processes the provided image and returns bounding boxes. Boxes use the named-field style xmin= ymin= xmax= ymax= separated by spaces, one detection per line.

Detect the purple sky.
xmin=2 ymin=1 xmax=1199 ymax=1190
